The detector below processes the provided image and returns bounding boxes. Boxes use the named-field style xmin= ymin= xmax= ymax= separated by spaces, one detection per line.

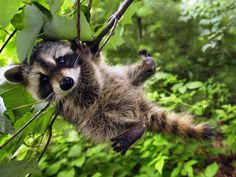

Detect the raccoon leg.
xmin=141 ymin=101 xmax=215 ymax=140
xmin=111 ymin=122 xmax=145 ymax=155
xmin=127 ymin=50 xmax=156 ymax=87
xmin=78 ymin=56 xmax=102 ymax=107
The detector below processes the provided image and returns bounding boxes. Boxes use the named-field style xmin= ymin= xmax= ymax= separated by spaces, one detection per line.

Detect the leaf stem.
xmin=77 ymin=0 xmax=81 ymax=44
xmin=0 ymin=30 xmax=17 ymax=54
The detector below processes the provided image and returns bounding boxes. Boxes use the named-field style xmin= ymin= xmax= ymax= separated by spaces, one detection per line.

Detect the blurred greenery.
xmin=0 ymin=0 xmax=236 ymax=176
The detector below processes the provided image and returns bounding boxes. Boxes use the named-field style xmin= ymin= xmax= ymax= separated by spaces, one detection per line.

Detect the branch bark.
xmin=77 ymin=0 xmax=81 ymax=44
xmin=86 ymin=0 xmax=134 ymax=53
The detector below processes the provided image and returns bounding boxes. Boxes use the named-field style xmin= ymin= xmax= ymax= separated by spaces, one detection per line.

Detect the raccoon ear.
xmin=4 ymin=65 xmax=24 ymax=83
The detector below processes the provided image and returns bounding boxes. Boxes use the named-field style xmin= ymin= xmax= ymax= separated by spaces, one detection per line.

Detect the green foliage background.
xmin=0 ymin=0 xmax=236 ymax=176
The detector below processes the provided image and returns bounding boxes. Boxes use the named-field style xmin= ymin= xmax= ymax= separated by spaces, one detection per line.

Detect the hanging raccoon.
xmin=4 ymin=41 xmax=215 ymax=155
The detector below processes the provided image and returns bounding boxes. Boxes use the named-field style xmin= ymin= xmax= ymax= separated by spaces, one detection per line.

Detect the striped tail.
xmin=144 ymin=104 xmax=215 ymax=140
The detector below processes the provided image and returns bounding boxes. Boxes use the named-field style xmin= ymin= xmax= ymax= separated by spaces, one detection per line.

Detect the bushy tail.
xmin=144 ymin=103 xmax=215 ymax=140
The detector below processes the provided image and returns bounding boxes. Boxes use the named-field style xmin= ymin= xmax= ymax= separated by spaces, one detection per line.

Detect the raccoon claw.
xmin=138 ymin=49 xmax=151 ymax=57
xmin=111 ymin=124 xmax=145 ymax=155
xmin=111 ymin=137 xmax=130 ymax=155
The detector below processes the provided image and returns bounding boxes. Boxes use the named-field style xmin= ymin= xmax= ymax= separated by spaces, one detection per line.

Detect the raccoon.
xmin=4 ymin=41 xmax=214 ymax=155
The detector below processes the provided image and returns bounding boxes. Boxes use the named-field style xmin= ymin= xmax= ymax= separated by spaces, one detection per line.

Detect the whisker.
xmin=73 ymin=52 xmax=82 ymax=68
xmin=45 ymin=92 xmax=55 ymax=102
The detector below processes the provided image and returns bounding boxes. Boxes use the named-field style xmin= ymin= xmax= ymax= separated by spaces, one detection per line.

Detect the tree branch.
xmin=0 ymin=30 xmax=17 ymax=54
xmin=96 ymin=18 xmax=118 ymax=55
xmin=86 ymin=0 xmax=134 ymax=53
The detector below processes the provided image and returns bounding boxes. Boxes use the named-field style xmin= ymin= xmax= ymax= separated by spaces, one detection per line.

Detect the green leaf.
xmin=48 ymin=0 xmax=64 ymax=15
xmin=92 ymin=172 xmax=102 ymax=177
xmin=182 ymin=160 xmax=197 ymax=177
xmin=43 ymin=12 xmax=93 ymax=41
xmin=71 ymin=156 xmax=86 ymax=168
xmin=136 ymin=4 xmax=152 ymax=17
xmin=155 ymin=72 xmax=174 ymax=81
xmin=14 ymin=106 xmax=54 ymax=134
xmin=16 ymin=4 xmax=44 ymax=61
xmin=58 ymin=169 xmax=75 ymax=177
xmin=202 ymin=42 xmax=216 ymax=52
xmin=0 ymin=83 xmax=35 ymax=119
xmin=171 ymin=167 xmax=181 ymax=177
xmin=0 ymin=0 xmax=21 ymax=28
xmin=186 ymin=81 xmax=203 ymax=89
xmin=104 ymin=28 xmax=124 ymax=51
xmin=14 ymin=112 xmax=33 ymax=130
xmin=121 ymin=2 xmax=140 ymax=25
xmin=178 ymin=85 xmax=187 ymax=93
xmin=205 ymin=162 xmax=219 ymax=177
xmin=171 ymin=83 xmax=183 ymax=92
xmin=81 ymin=4 xmax=91 ymax=22
xmin=155 ymin=156 xmax=168 ymax=174
xmin=68 ymin=144 xmax=82 ymax=157
xmin=45 ymin=161 xmax=61 ymax=176
xmin=0 ymin=160 xmax=41 ymax=177
xmin=11 ymin=12 xmax=24 ymax=30
xmin=33 ymin=106 xmax=55 ymax=134
xmin=66 ymin=130 xmax=79 ymax=142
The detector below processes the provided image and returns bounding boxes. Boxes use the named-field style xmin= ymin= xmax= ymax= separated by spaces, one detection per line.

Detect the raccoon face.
xmin=4 ymin=41 xmax=81 ymax=100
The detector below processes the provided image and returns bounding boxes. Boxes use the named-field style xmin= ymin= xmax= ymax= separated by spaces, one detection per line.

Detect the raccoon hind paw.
xmin=111 ymin=124 xmax=145 ymax=155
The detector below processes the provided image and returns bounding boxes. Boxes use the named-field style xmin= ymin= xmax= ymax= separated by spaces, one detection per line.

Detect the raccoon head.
xmin=4 ymin=41 xmax=83 ymax=101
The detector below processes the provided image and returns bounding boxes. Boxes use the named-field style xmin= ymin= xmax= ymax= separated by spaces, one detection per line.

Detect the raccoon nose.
xmin=60 ymin=77 xmax=74 ymax=91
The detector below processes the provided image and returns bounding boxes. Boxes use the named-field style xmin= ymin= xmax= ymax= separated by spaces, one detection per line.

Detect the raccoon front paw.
xmin=138 ymin=50 xmax=156 ymax=75
xmin=111 ymin=124 xmax=145 ymax=155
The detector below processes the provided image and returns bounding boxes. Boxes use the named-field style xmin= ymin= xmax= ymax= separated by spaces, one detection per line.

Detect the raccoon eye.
xmin=40 ymin=75 xmax=49 ymax=85
xmin=57 ymin=58 xmax=66 ymax=66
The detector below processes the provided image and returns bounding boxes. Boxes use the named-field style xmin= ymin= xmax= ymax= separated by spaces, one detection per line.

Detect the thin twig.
xmin=37 ymin=110 xmax=58 ymax=162
xmin=0 ymin=96 xmax=53 ymax=149
xmin=77 ymin=0 xmax=81 ymax=44
xmin=0 ymin=30 xmax=17 ymax=54
xmin=88 ymin=0 xmax=92 ymax=11
xmin=0 ymin=27 xmax=9 ymax=34
xmin=96 ymin=18 xmax=118 ymax=55
xmin=137 ymin=17 xmax=142 ymax=40
xmin=87 ymin=0 xmax=134 ymax=53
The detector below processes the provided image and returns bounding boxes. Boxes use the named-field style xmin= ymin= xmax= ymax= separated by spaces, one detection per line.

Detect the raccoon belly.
xmin=78 ymin=113 xmax=129 ymax=143
xmin=58 ymin=99 xmax=120 ymax=142
xmin=59 ymin=97 xmax=142 ymax=143
xmin=81 ymin=90 xmax=145 ymax=142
